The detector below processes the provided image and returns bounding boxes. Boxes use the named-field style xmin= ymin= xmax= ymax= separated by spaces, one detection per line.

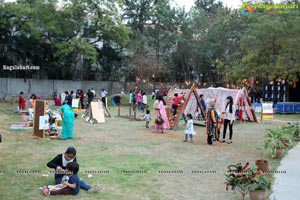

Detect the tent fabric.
xmin=182 ymin=87 xmax=257 ymax=122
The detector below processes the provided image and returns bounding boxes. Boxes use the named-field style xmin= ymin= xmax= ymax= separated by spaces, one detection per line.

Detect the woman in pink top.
xmin=137 ymin=90 xmax=143 ymax=111
xmin=154 ymin=96 xmax=170 ymax=133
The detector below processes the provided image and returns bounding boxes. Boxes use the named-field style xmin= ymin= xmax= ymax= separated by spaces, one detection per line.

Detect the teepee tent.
xmin=184 ymin=87 xmax=258 ymax=122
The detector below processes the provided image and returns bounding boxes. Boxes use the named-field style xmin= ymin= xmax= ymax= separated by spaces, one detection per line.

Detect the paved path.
xmin=269 ymin=143 xmax=300 ymax=200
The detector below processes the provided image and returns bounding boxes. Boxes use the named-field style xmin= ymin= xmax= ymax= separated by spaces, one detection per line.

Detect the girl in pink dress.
xmin=154 ymin=96 xmax=170 ymax=133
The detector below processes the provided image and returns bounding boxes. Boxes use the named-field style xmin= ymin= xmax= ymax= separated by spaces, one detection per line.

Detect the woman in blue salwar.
xmin=60 ymin=103 xmax=75 ymax=139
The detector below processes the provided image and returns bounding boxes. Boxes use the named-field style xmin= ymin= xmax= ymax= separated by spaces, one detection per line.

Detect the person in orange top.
xmin=206 ymin=99 xmax=218 ymax=145
xmin=19 ymin=91 xmax=26 ymax=111
xmin=30 ymin=94 xmax=37 ymax=108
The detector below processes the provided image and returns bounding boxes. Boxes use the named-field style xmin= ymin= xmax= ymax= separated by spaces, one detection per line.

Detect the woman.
xmin=47 ymin=147 xmax=100 ymax=193
xmin=206 ymin=99 xmax=218 ymax=145
xmin=79 ymin=90 xmax=84 ymax=109
xmin=137 ymin=90 xmax=143 ymax=111
xmin=54 ymin=92 xmax=62 ymax=106
xmin=60 ymin=103 xmax=75 ymax=139
xmin=152 ymin=96 xmax=159 ymax=128
xmin=154 ymin=96 xmax=170 ymax=133
xmin=220 ymin=96 xmax=236 ymax=144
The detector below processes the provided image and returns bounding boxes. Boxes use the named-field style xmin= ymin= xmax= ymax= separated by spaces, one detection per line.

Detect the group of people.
xmin=54 ymin=88 xmax=108 ymax=109
xmin=42 ymin=147 xmax=100 ymax=196
xmin=129 ymin=90 xmax=148 ymax=112
xmin=183 ymin=95 xmax=236 ymax=145
xmin=18 ymin=92 xmax=38 ymax=111
xmin=139 ymin=91 xmax=236 ymax=144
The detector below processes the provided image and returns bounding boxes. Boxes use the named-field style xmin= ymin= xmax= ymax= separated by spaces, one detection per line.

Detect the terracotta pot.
xmin=255 ymin=160 xmax=269 ymax=172
xmin=281 ymin=139 xmax=290 ymax=147
xmin=294 ymin=135 xmax=300 ymax=141
xmin=249 ymin=190 xmax=267 ymax=200
xmin=275 ymin=148 xmax=282 ymax=158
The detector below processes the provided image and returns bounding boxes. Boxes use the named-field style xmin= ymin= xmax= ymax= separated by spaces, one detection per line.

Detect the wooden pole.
xmin=133 ymin=104 xmax=136 ymax=120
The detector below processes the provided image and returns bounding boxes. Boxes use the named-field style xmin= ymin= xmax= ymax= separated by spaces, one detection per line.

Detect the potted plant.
xmin=255 ymin=147 xmax=269 ymax=172
xmin=281 ymin=125 xmax=294 ymax=147
xmin=225 ymin=162 xmax=251 ymax=200
xmin=248 ymin=169 xmax=271 ymax=200
xmin=225 ymin=162 xmax=271 ymax=200
xmin=264 ymin=128 xmax=286 ymax=158
xmin=285 ymin=122 xmax=300 ymax=141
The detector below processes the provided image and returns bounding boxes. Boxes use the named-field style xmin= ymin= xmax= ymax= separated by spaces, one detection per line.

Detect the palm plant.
xmin=263 ymin=127 xmax=286 ymax=158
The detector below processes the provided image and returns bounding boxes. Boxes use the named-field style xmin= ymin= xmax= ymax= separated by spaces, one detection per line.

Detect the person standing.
xmin=64 ymin=91 xmax=72 ymax=107
xmin=19 ymin=91 xmax=26 ymax=111
xmin=86 ymin=89 xmax=94 ymax=107
xmin=137 ymin=90 xmax=143 ymax=111
xmin=29 ymin=94 xmax=37 ymax=108
xmin=142 ymin=92 xmax=147 ymax=112
xmin=197 ymin=94 xmax=206 ymax=119
xmin=183 ymin=113 xmax=196 ymax=143
xmin=53 ymin=92 xmax=62 ymax=107
xmin=60 ymin=103 xmax=75 ymax=140
xmin=129 ymin=90 xmax=133 ymax=104
xmin=101 ymin=89 xmax=108 ymax=107
xmin=206 ymin=99 xmax=218 ymax=145
xmin=154 ymin=96 xmax=170 ymax=133
xmin=220 ymin=96 xmax=236 ymax=144
xmin=79 ymin=90 xmax=84 ymax=109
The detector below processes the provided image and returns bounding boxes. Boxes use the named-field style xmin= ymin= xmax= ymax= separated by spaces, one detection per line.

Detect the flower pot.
xmin=249 ymin=190 xmax=268 ymax=200
xmin=294 ymin=135 xmax=300 ymax=141
xmin=281 ymin=139 xmax=290 ymax=148
xmin=275 ymin=148 xmax=282 ymax=158
xmin=255 ymin=160 xmax=269 ymax=172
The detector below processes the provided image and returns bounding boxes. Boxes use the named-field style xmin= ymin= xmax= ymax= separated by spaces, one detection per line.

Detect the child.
xmin=47 ymin=147 xmax=100 ymax=193
xmin=142 ymin=110 xmax=152 ymax=128
xmin=47 ymin=118 xmax=59 ymax=137
xmin=183 ymin=113 xmax=196 ymax=143
xmin=19 ymin=91 xmax=26 ymax=111
xmin=216 ymin=117 xmax=224 ymax=141
xmin=42 ymin=162 xmax=81 ymax=196
xmin=29 ymin=94 xmax=37 ymax=108
xmin=171 ymin=93 xmax=184 ymax=117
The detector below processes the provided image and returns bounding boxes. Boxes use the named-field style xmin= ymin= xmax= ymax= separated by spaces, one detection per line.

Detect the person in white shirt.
xmin=142 ymin=92 xmax=147 ymax=112
xmin=101 ymin=89 xmax=108 ymax=107
xmin=183 ymin=113 xmax=196 ymax=143
xmin=220 ymin=96 xmax=236 ymax=144
xmin=142 ymin=110 xmax=152 ymax=128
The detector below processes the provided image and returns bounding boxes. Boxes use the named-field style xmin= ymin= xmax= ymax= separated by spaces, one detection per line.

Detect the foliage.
xmin=263 ymin=127 xmax=287 ymax=158
xmin=282 ymin=122 xmax=300 ymax=137
xmin=225 ymin=162 xmax=271 ymax=199
xmin=0 ymin=0 xmax=299 ymax=83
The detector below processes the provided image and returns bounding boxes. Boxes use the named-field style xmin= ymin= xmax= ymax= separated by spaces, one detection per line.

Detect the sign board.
xmin=33 ymin=100 xmax=46 ymax=138
xmin=262 ymin=103 xmax=274 ymax=119
xmin=72 ymin=98 xmax=80 ymax=108
xmin=61 ymin=93 xmax=66 ymax=104
xmin=39 ymin=115 xmax=49 ymax=130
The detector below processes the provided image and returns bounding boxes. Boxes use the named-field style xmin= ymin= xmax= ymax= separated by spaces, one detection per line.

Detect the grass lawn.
xmin=0 ymin=102 xmax=299 ymax=200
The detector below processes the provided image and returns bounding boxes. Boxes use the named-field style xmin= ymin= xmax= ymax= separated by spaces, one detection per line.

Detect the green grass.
xmin=0 ymin=102 xmax=299 ymax=200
